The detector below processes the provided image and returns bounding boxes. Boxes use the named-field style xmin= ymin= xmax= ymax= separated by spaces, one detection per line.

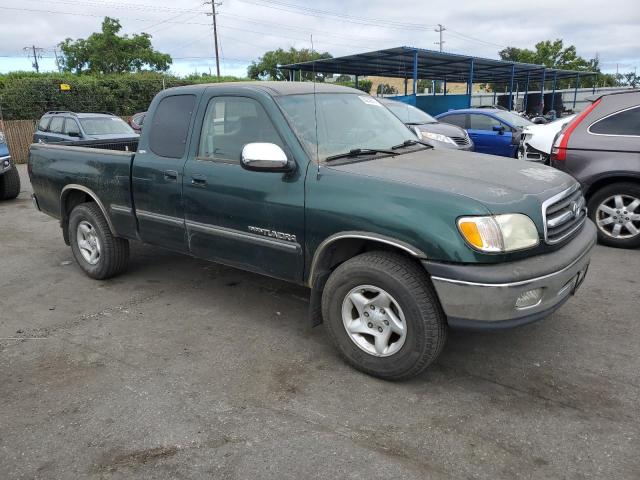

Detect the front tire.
xmin=588 ymin=182 xmax=640 ymax=249
xmin=0 ymin=167 xmax=21 ymax=200
xmin=69 ymin=202 xmax=130 ymax=279
xmin=322 ymin=251 xmax=447 ymax=380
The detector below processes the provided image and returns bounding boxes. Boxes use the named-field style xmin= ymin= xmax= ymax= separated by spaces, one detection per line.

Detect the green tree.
xmin=247 ymin=47 xmax=332 ymax=81
xmin=59 ymin=17 xmax=172 ymax=74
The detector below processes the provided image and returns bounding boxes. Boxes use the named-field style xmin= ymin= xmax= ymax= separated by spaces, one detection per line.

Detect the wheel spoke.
xmin=629 ymin=214 xmax=640 ymax=221
xmin=89 ymin=249 xmax=99 ymax=263
xmin=612 ymin=223 xmax=622 ymax=237
xmin=625 ymin=222 xmax=639 ymax=236
xmin=372 ymin=291 xmax=392 ymax=309
xmin=597 ymin=217 xmax=614 ymax=226
xmin=386 ymin=309 xmax=405 ymax=335
xmin=346 ymin=319 xmax=371 ymax=335
xmin=374 ymin=329 xmax=392 ymax=355
xmin=348 ymin=292 xmax=370 ymax=316
xmin=78 ymin=239 xmax=90 ymax=250
xmin=614 ymin=195 xmax=624 ymax=209
xmin=79 ymin=223 xmax=91 ymax=236
xmin=598 ymin=205 xmax=616 ymax=216
xmin=627 ymin=198 xmax=640 ymax=213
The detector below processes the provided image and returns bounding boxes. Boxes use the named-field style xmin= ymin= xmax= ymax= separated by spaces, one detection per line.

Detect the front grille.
xmin=450 ymin=135 xmax=470 ymax=147
xmin=543 ymin=184 xmax=587 ymax=244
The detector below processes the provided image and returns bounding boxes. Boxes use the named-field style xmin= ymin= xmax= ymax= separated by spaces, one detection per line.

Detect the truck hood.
xmin=328 ymin=148 xmax=576 ymax=212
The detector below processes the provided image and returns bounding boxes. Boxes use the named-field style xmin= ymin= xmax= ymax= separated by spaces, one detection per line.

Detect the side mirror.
xmin=492 ymin=125 xmax=505 ymax=134
xmin=241 ymin=143 xmax=292 ymax=172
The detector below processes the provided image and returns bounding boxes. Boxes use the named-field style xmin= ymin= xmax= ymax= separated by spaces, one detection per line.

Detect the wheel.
xmin=588 ymin=183 xmax=640 ymax=249
xmin=68 ymin=202 xmax=129 ymax=279
xmin=0 ymin=167 xmax=21 ymax=200
xmin=321 ymin=251 xmax=447 ymax=380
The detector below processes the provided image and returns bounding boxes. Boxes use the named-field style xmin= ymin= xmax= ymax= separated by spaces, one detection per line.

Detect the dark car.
xmin=0 ymin=130 xmax=20 ymax=200
xmin=33 ymin=111 xmax=139 ymax=143
xmin=436 ymin=108 xmax=533 ymax=157
xmin=379 ymin=98 xmax=473 ymax=151
xmin=550 ymin=90 xmax=640 ymax=248
xmin=129 ymin=111 xmax=147 ymax=133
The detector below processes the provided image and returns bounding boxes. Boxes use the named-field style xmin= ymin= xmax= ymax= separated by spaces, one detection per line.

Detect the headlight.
xmin=458 ymin=214 xmax=539 ymax=252
xmin=420 ymin=131 xmax=455 ymax=145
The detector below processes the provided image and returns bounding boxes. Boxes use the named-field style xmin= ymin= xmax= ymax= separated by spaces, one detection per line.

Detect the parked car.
xmin=436 ymin=108 xmax=533 ymax=157
xmin=550 ymin=90 xmax=640 ymax=248
xmin=378 ymin=98 xmax=473 ymax=151
xmin=33 ymin=111 xmax=139 ymax=143
xmin=29 ymin=82 xmax=596 ymax=380
xmin=0 ymin=130 xmax=20 ymax=200
xmin=519 ymin=114 xmax=576 ymax=163
xmin=129 ymin=112 xmax=147 ymax=133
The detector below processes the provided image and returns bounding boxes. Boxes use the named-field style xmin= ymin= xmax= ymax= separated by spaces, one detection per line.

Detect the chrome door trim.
xmin=185 ymin=220 xmax=301 ymax=253
xmin=308 ymin=231 xmax=426 ymax=287
xmin=60 ymin=184 xmax=116 ymax=234
xmin=110 ymin=204 xmax=132 ymax=215
xmin=136 ymin=209 xmax=185 ymax=227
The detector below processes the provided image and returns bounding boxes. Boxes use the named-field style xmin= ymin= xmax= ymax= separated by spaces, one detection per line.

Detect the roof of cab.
xmin=162 ymin=81 xmax=362 ymax=96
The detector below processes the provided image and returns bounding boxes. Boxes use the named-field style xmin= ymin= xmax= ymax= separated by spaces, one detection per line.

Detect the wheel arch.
xmin=307 ymin=232 xmax=427 ymax=290
xmin=60 ymin=185 xmax=116 ymax=244
xmin=584 ymin=174 xmax=640 ymax=200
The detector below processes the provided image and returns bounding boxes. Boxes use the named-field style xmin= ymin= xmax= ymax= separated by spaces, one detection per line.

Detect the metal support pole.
xmin=593 ymin=74 xmax=597 ymax=94
xmin=523 ymin=72 xmax=530 ymax=113
xmin=432 ymin=80 xmax=436 ymax=96
xmin=412 ymin=50 xmax=418 ymax=96
xmin=540 ymin=69 xmax=546 ymax=114
xmin=573 ymin=74 xmax=580 ymax=110
xmin=550 ymin=71 xmax=557 ymax=111
xmin=508 ymin=63 xmax=515 ymax=110
xmin=443 ymin=78 xmax=447 ymax=95
xmin=355 ymin=75 xmax=359 ymax=89
xmin=404 ymin=78 xmax=407 ymax=95
xmin=493 ymin=88 xmax=497 ymax=105
xmin=468 ymin=58 xmax=475 ymax=108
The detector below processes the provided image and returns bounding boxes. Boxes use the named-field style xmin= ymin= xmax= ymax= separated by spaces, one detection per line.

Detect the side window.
xmin=64 ymin=118 xmax=80 ymax=136
xmin=198 ymin=96 xmax=283 ymax=162
xmin=441 ymin=114 xmax=467 ymax=128
xmin=38 ymin=116 xmax=51 ymax=132
xmin=149 ymin=94 xmax=196 ymax=158
xmin=589 ymin=106 xmax=640 ymax=136
xmin=48 ymin=117 xmax=65 ymax=134
xmin=469 ymin=114 xmax=502 ymax=131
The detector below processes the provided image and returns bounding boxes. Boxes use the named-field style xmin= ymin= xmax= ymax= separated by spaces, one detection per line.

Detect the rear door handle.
xmin=191 ymin=174 xmax=207 ymax=187
xmin=164 ymin=169 xmax=178 ymax=181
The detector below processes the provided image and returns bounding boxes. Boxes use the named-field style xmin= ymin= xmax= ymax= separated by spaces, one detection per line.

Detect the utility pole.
xmin=53 ymin=47 xmax=61 ymax=73
xmin=205 ymin=1 xmax=221 ymax=77
xmin=24 ymin=45 xmax=44 ymax=73
xmin=434 ymin=24 xmax=445 ymax=52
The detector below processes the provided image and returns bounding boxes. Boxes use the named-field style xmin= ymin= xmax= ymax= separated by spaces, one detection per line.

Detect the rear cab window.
xmin=149 ymin=94 xmax=197 ymax=158
xmin=589 ymin=106 xmax=640 ymax=136
xmin=48 ymin=116 xmax=65 ymax=134
xmin=38 ymin=116 xmax=51 ymax=132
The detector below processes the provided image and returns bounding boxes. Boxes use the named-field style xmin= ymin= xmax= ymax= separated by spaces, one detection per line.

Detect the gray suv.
xmin=33 ymin=111 xmax=139 ymax=143
xmin=551 ymin=90 xmax=640 ymax=248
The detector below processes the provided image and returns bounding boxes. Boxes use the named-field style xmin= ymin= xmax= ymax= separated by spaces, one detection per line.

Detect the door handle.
xmin=163 ymin=169 xmax=178 ymax=181
xmin=191 ymin=174 xmax=207 ymax=187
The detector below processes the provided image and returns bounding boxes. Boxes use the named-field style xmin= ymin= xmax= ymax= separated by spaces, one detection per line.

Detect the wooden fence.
xmin=2 ymin=120 xmax=37 ymax=164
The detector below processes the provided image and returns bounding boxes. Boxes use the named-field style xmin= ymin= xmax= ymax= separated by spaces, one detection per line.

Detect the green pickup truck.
xmin=28 ymin=82 xmax=596 ymax=379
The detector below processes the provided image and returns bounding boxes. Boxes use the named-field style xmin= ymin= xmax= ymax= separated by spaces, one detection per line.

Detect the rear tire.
xmin=69 ymin=202 xmax=129 ymax=279
xmin=322 ymin=251 xmax=447 ymax=380
xmin=0 ymin=167 xmax=21 ymax=200
xmin=587 ymin=182 xmax=640 ymax=249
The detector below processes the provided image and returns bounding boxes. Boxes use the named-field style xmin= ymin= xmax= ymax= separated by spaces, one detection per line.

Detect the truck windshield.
xmin=277 ymin=93 xmax=417 ymax=162
xmin=79 ymin=117 xmax=135 ymax=136
xmin=383 ymin=101 xmax=438 ymax=125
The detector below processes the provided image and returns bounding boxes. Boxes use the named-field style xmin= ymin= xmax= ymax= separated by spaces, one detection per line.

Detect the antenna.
xmin=311 ymin=35 xmax=321 ymax=179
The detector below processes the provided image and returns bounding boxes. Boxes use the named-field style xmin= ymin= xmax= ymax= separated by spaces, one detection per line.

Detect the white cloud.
xmin=0 ymin=0 xmax=638 ymax=75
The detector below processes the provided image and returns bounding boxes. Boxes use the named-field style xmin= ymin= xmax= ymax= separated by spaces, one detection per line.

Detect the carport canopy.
xmin=280 ymin=46 xmax=596 ymax=85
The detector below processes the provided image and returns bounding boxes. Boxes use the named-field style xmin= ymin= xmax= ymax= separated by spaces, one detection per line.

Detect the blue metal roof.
xmin=280 ymin=46 xmax=596 ymax=84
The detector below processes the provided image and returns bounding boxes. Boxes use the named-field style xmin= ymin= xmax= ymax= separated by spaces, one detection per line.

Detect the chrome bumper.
xmin=427 ymin=221 xmax=597 ymax=330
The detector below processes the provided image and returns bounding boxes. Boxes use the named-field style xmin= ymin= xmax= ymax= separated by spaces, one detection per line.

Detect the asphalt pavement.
xmin=1 ymin=165 xmax=638 ymax=479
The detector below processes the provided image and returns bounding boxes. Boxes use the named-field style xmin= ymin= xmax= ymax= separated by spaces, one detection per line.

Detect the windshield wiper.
xmin=391 ymin=139 xmax=434 ymax=150
xmin=325 ymin=148 xmax=395 ymax=162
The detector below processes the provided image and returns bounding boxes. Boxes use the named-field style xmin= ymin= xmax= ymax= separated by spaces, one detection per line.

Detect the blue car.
xmin=436 ymin=108 xmax=533 ymax=158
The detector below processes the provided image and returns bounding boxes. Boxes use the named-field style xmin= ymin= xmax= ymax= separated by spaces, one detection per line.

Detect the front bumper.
xmin=424 ymin=220 xmax=597 ymax=330
xmin=1 ymin=155 xmax=12 ymax=173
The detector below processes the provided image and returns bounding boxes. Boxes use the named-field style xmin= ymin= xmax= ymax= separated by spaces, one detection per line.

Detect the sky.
xmin=0 ymin=0 xmax=638 ymax=77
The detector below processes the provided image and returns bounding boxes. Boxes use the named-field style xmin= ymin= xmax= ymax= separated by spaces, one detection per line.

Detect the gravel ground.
xmin=1 ymin=165 xmax=639 ymax=479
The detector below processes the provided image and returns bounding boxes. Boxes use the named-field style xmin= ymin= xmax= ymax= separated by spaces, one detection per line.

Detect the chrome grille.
xmin=542 ymin=184 xmax=587 ymax=244
xmin=450 ymin=135 xmax=470 ymax=147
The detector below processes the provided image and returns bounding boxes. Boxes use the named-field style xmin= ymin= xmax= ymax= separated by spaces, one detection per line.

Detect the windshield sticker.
xmin=359 ymin=96 xmax=382 ymax=106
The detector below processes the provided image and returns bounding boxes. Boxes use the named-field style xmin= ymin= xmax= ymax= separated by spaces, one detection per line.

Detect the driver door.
xmin=468 ymin=113 xmax=512 ymax=156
